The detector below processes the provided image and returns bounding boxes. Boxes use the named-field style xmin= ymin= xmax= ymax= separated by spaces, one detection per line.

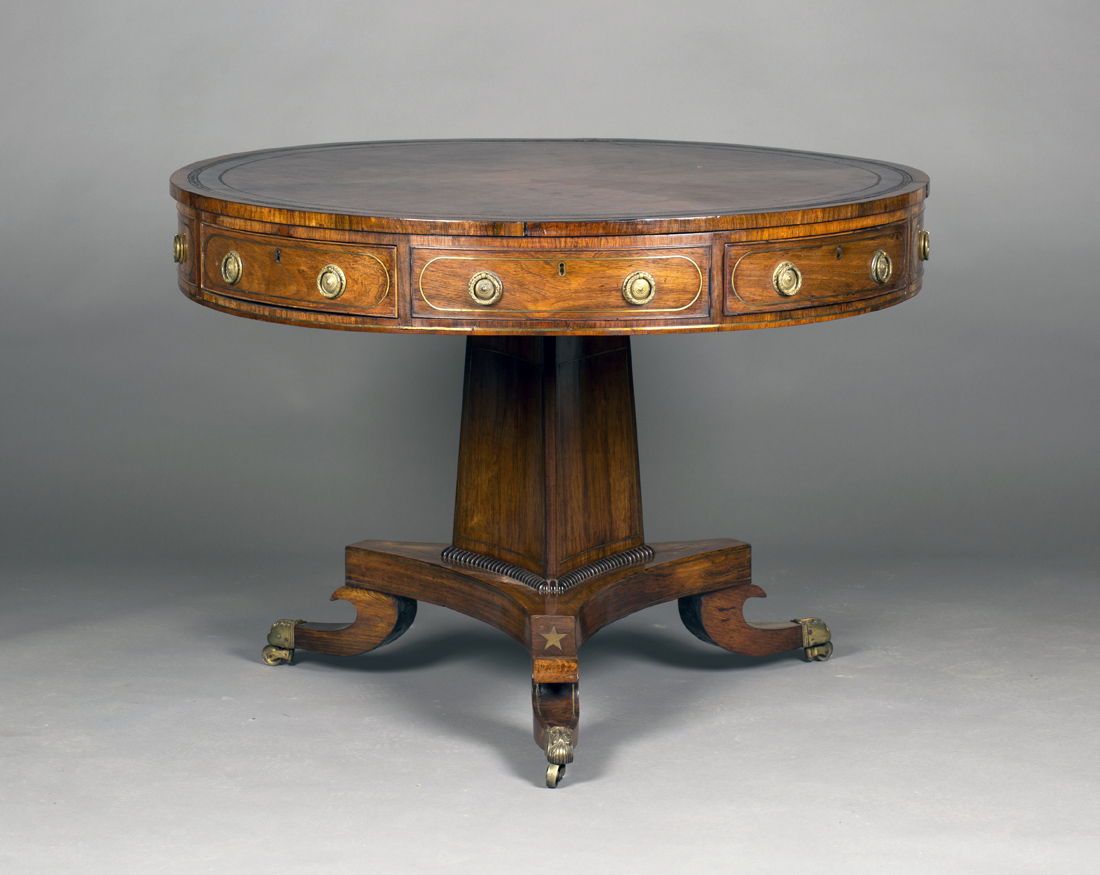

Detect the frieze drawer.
xmin=202 ymin=229 xmax=396 ymax=318
xmin=724 ymin=223 xmax=909 ymax=315
xmin=413 ymin=246 xmax=710 ymax=321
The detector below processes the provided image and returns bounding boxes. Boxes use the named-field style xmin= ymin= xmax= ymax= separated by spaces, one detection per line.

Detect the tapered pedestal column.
xmin=448 ymin=335 xmax=647 ymax=587
xmin=263 ymin=336 xmax=831 ymax=787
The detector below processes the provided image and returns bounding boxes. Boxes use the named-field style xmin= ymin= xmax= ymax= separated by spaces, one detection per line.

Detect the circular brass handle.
xmin=622 ymin=270 xmax=656 ymax=306
xmin=772 ymin=261 xmax=801 ymax=296
xmin=918 ymin=229 xmax=931 ymax=261
xmin=317 ymin=264 xmax=346 ymax=299
xmin=220 ymin=250 xmax=243 ymax=285
xmin=468 ymin=270 xmax=503 ymax=306
xmin=871 ymin=250 xmax=892 ymax=284
xmin=173 ymin=234 xmax=186 ymax=264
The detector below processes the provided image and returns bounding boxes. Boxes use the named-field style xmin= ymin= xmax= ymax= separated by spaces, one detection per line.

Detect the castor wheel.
xmin=546 ymin=763 xmax=566 ymax=788
xmin=261 ymin=644 xmax=293 ymax=665
xmin=806 ymin=640 xmax=833 ymax=661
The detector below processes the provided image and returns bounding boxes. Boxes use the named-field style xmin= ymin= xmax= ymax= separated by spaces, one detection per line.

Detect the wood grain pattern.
xmin=344 ymin=541 xmax=539 ymax=647
xmin=530 ymin=616 xmax=578 ymax=657
xmin=532 ymin=658 xmax=580 ymax=684
xmin=569 ymin=540 xmax=751 ymax=645
xmin=451 ymin=336 xmax=644 ymax=580
xmin=678 ymin=585 xmax=803 ymax=656
xmin=201 ymin=227 xmax=396 ymax=317
xmin=726 ymin=222 xmax=908 ymax=314
xmin=171 ymin=140 xmax=927 ymax=236
xmin=171 ymin=140 xmax=929 ymax=335
xmin=533 ymin=682 xmax=579 ymax=749
xmin=222 ymin=141 xmax=889 ymax=777
xmin=412 ymin=245 xmax=709 ymax=321
xmin=338 ymin=540 xmax=753 ymax=646
xmin=293 ymin=586 xmax=416 ymax=657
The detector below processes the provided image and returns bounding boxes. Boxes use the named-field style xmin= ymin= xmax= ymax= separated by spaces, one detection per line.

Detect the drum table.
xmin=170 ymin=140 xmax=930 ymax=787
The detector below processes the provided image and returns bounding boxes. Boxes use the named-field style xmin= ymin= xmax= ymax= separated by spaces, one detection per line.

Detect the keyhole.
xmin=558 ymin=262 xmax=565 ymax=276
xmin=836 ymin=245 xmax=842 ymax=259
xmin=275 ymin=248 xmax=282 ymax=263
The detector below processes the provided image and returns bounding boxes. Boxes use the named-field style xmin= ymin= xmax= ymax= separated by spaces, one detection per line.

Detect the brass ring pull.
xmin=918 ymin=229 xmax=931 ymax=261
xmin=317 ymin=264 xmax=346 ymax=299
xmin=220 ymin=250 xmax=243 ymax=285
xmin=772 ymin=261 xmax=801 ymax=296
xmin=468 ymin=270 xmax=503 ymax=306
xmin=622 ymin=270 xmax=656 ymax=305
xmin=871 ymin=250 xmax=892 ymax=284
xmin=173 ymin=234 xmax=186 ymax=264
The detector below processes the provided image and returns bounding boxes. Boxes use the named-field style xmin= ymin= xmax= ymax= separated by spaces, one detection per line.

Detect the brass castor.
xmin=806 ymin=640 xmax=833 ymax=661
xmin=543 ymin=726 xmax=574 ymax=788
xmin=262 ymin=619 xmax=304 ymax=665
xmin=546 ymin=763 xmax=566 ymax=788
xmin=261 ymin=644 xmax=293 ymax=665
xmin=794 ymin=617 xmax=833 ymax=662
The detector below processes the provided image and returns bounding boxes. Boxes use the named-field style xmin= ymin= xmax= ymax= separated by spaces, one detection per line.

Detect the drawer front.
xmin=725 ymin=223 xmax=909 ymax=314
xmin=202 ymin=229 xmax=396 ymax=317
xmin=413 ymin=247 xmax=709 ymax=320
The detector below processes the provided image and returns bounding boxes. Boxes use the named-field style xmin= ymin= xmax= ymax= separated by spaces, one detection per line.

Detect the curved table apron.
xmin=170 ymin=140 xmax=930 ymax=788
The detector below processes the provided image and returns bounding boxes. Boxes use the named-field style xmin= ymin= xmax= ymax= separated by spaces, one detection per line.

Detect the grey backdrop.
xmin=2 ymin=2 xmax=1097 ymax=872
xmin=2 ymin=0 xmax=1097 ymax=566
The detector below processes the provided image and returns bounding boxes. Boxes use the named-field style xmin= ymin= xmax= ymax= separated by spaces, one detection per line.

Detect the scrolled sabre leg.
xmin=794 ymin=617 xmax=833 ymax=661
xmin=533 ymin=682 xmax=578 ymax=789
xmin=679 ymin=583 xmax=832 ymax=660
xmin=260 ymin=586 xmax=416 ymax=664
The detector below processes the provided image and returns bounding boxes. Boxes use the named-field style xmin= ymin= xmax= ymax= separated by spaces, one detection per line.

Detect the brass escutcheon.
xmin=919 ymin=229 xmax=931 ymax=261
xmin=622 ymin=270 xmax=656 ymax=305
xmin=173 ymin=234 xmax=186 ymax=264
xmin=468 ymin=270 xmax=503 ymax=306
xmin=220 ymin=250 xmax=243 ymax=285
xmin=871 ymin=250 xmax=892 ymax=284
xmin=317 ymin=264 xmax=346 ymax=299
xmin=772 ymin=261 xmax=801 ymax=296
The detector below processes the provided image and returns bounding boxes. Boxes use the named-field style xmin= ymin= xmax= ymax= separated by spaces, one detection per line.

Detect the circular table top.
xmin=171 ymin=139 xmax=927 ymax=237
xmin=171 ymin=139 xmax=929 ymax=334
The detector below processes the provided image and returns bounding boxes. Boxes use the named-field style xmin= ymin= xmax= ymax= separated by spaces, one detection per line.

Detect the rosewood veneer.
xmin=170 ymin=140 xmax=929 ymax=787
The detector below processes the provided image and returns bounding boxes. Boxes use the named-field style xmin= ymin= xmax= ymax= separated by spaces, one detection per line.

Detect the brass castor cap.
xmin=793 ymin=617 xmax=832 ymax=661
xmin=267 ymin=618 xmax=304 ymax=648
xmin=544 ymin=726 xmax=575 ymax=765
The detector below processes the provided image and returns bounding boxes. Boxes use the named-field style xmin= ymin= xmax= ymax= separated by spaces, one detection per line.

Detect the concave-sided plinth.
xmin=262 ymin=336 xmax=832 ymax=787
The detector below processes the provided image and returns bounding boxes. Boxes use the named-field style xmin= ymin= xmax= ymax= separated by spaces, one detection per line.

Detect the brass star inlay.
xmin=540 ymin=626 xmax=566 ymax=650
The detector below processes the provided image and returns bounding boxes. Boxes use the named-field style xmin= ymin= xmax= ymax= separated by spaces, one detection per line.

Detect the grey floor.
xmin=2 ymin=556 xmax=1096 ymax=873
